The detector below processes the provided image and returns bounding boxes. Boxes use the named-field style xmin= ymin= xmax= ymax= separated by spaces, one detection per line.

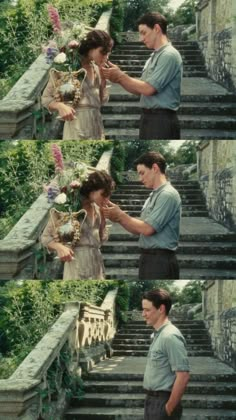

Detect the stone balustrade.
xmin=0 ymin=148 xmax=113 ymax=280
xmin=0 ymin=9 xmax=112 ymax=140
xmin=202 ymin=280 xmax=236 ymax=369
xmin=0 ymin=287 xmax=118 ymax=420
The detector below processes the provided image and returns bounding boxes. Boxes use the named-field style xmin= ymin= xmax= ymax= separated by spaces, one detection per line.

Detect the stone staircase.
xmin=102 ymin=180 xmax=236 ymax=280
xmin=102 ymin=40 xmax=236 ymax=140
xmin=64 ymin=319 xmax=236 ymax=419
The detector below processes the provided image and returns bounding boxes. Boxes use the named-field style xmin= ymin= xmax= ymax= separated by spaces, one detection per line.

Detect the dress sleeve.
xmin=41 ymin=76 xmax=56 ymax=110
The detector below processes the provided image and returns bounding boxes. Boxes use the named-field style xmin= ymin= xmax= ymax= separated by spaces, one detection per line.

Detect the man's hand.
xmin=102 ymin=200 xmax=123 ymax=222
xmin=101 ymin=62 xmax=124 ymax=83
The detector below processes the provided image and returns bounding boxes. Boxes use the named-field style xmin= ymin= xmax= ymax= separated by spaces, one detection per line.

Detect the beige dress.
xmin=41 ymin=63 xmax=109 ymax=140
xmin=41 ymin=204 xmax=107 ymax=280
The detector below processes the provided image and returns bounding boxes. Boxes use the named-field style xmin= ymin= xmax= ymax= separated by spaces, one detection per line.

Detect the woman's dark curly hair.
xmin=78 ymin=30 xmax=113 ymax=56
xmin=80 ymin=170 xmax=115 ymax=198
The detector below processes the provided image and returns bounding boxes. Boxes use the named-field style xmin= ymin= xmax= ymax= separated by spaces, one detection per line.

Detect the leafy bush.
xmin=110 ymin=0 xmax=124 ymax=44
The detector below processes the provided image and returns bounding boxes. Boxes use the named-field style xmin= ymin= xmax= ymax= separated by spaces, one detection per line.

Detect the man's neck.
xmin=153 ymin=34 xmax=169 ymax=50
xmin=152 ymin=173 xmax=167 ymax=190
xmin=154 ymin=316 xmax=169 ymax=330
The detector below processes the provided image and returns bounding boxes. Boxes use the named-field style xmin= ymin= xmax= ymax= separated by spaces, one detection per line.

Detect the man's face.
xmin=142 ymin=299 xmax=161 ymax=328
xmin=137 ymin=164 xmax=156 ymax=189
xmin=138 ymin=24 xmax=159 ymax=49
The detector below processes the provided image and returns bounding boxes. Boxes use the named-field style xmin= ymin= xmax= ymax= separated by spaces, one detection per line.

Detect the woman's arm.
xmin=42 ymin=78 xmax=76 ymax=120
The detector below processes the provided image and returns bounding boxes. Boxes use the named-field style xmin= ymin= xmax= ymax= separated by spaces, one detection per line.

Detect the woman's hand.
xmin=56 ymin=103 xmax=76 ymax=121
xmin=49 ymin=242 xmax=74 ymax=262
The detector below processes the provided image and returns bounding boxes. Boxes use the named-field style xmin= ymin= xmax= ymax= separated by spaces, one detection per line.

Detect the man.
xmin=142 ymin=288 xmax=190 ymax=419
xmin=102 ymin=151 xmax=181 ymax=280
xmin=102 ymin=12 xmax=183 ymax=139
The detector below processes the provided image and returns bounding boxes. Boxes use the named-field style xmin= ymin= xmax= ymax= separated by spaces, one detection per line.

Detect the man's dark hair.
xmin=134 ymin=151 xmax=166 ymax=174
xmin=137 ymin=12 xmax=168 ymax=35
xmin=80 ymin=170 xmax=115 ymax=198
xmin=142 ymin=288 xmax=172 ymax=315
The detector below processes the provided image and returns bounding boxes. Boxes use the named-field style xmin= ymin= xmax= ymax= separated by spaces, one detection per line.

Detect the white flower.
xmin=54 ymin=52 xmax=67 ymax=63
xmin=54 ymin=192 xmax=67 ymax=204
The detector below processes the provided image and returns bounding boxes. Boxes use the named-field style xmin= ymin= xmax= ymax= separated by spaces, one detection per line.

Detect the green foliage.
xmin=110 ymin=140 xmax=127 ymax=184
xmin=123 ymin=140 xmax=174 ymax=170
xmin=174 ymin=140 xmax=198 ymax=165
xmin=0 ymin=140 xmax=112 ymax=239
xmin=128 ymin=280 xmax=176 ymax=310
xmin=0 ymin=279 xmax=118 ymax=378
xmin=177 ymin=280 xmax=203 ymax=305
xmin=123 ymin=0 xmax=169 ymax=31
xmin=171 ymin=0 xmax=197 ymax=26
xmin=110 ymin=0 xmax=124 ymax=43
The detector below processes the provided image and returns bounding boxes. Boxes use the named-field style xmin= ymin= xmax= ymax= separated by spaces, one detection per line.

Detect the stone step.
xmin=112 ymin=344 xmax=212 ymax=352
xmin=102 ymin=242 xmax=236 ymax=255
xmin=111 ymin=57 xmax=205 ymax=65
xmin=113 ymin=338 xmax=210 ymax=345
xmin=118 ymin=70 xmax=208 ymax=77
xmin=105 ymin=128 xmax=236 ymax=140
xmin=102 ymin=101 xmax=236 ymax=115
xmin=113 ymin=349 xmax=214 ymax=357
xmin=105 ymin=267 xmax=236 ymax=280
xmin=116 ymin=333 xmax=209 ymax=340
xmin=82 ymin=380 xmax=236 ymax=395
xmin=118 ymin=64 xmax=207 ymax=72
xmin=116 ymin=329 xmax=209 ymax=336
xmin=72 ymin=393 xmax=236 ymax=409
xmin=126 ymin=210 xmax=209 ymax=217
xmin=64 ymin=406 xmax=236 ymax=419
xmin=103 ymin=114 xmax=236 ymax=129
xmin=87 ymin=371 xmax=236 ymax=381
xmin=103 ymin=254 xmax=236 ymax=269
xmin=108 ymin=232 xmax=236 ymax=241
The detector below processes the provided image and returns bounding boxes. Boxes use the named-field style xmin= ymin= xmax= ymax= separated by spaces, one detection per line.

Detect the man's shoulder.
xmin=160 ymin=322 xmax=184 ymax=340
xmin=160 ymin=43 xmax=182 ymax=62
xmin=156 ymin=183 xmax=181 ymax=202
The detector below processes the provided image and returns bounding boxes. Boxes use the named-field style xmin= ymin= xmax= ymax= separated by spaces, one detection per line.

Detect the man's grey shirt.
xmin=143 ymin=321 xmax=190 ymax=391
xmin=139 ymin=182 xmax=181 ymax=250
xmin=140 ymin=43 xmax=183 ymax=110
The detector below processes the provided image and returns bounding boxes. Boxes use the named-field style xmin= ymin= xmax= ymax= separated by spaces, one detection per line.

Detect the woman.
xmin=42 ymin=30 xmax=113 ymax=140
xmin=41 ymin=170 xmax=114 ymax=280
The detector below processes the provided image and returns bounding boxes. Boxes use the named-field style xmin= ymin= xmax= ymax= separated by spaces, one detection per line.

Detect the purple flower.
xmin=47 ymin=4 xmax=62 ymax=34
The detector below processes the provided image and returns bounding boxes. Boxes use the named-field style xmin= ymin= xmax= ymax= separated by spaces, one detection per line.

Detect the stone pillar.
xmin=208 ymin=0 xmax=216 ymax=69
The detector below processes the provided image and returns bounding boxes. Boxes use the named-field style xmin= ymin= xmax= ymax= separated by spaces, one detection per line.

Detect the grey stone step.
xmin=112 ymin=344 xmax=212 ymax=352
xmin=119 ymin=65 xmax=207 ymax=72
xmin=64 ymin=406 xmax=236 ymax=419
xmin=103 ymin=254 xmax=236 ymax=269
xmin=105 ymin=128 xmax=236 ymax=140
xmin=113 ymin=338 xmax=210 ymax=345
xmin=113 ymin=349 xmax=214 ymax=357
xmin=83 ymin=380 xmax=236 ymax=395
xmin=105 ymin=267 xmax=236 ymax=280
xmin=102 ymin=101 xmax=236 ymax=115
xmin=103 ymin=114 xmax=236 ymax=129
xmin=116 ymin=329 xmax=210 ymax=336
xmin=108 ymin=232 xmax=236 ymax=241
xmin=74 ymin=393 xmax=236 ymax=409
xmin=102 ymin=242 xmax=236 ymax=255
xmin=126 ymin=210 xmax=209 ymax=217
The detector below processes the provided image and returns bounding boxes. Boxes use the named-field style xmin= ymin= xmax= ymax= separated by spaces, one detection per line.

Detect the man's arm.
xmin=165 ymin=371 xmax=190 ymax=416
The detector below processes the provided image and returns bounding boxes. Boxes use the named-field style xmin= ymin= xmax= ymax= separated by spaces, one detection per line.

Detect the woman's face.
xmin=88 ymin=46 xmax=110 ymax=66
xmin=89 ymin=188 xmax=110 ymax=207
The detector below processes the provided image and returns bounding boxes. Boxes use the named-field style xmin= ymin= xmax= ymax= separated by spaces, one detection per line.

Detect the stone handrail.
xmin=0 ymin=148 xmax=113 ymax=280
xmin=0 ymin=287 xmax=118 ymax=420
xmin=0 ymin=9 xmax=112 ymax=140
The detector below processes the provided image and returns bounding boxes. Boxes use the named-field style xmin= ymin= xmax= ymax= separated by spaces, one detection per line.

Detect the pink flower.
xmin=68 ymin=40 xmax=80 ymax=49
xmin=47 ymin=4 xmax=62 ymax=33
xmin=51 ymin=143 xmax=64 ymax=173
xmin=70 ymin=180 xmax=81 ymax=188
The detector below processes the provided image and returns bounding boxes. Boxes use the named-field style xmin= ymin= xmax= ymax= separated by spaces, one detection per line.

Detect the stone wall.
xmin=202 ymin=280 xmax=236 ymax=369
xmin=196 ymin=0 xmax=236 ymax=91
xmin=197 ymin=140 xmax=236 ymax=230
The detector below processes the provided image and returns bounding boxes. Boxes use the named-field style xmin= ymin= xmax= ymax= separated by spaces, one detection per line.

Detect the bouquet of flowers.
xmin=43 ymin=4 xmax=92 ymax=106
xmin=44 ymin=143 xmax=89 ymax=246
